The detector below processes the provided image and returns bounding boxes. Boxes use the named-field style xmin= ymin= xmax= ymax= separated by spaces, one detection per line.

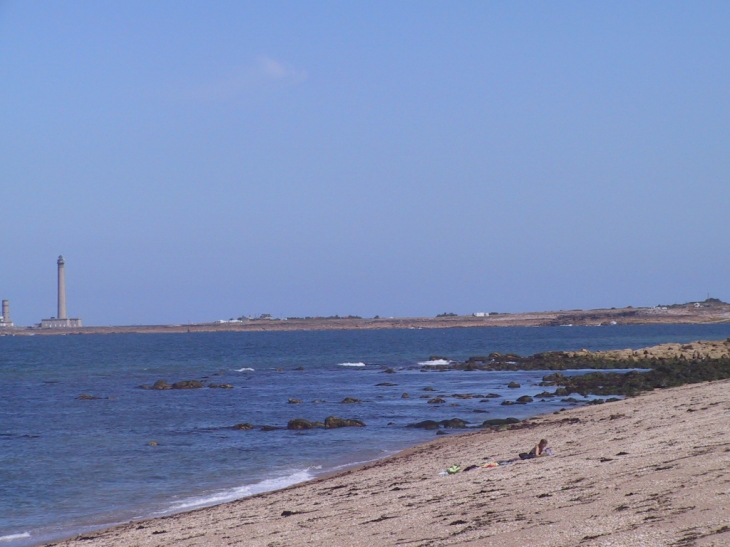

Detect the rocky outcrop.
xmin=427 ymin=397 xmax=446 ymax=404
xmin=324 ymin=416 xmax=365 ymax=428
xmin=507 ymin=381 xmax=520 ymax=388
xmin=481 ymin=418 xmax=520 ymax=427
xmin=340 ymin=397 xmax=362 ymax=404
xmin=440 ymin=418 xmax=468 ymax=428
xmin=232 ymin=423 xmax=254 ymax=430
xmin=516 ymin=395 xmax=533 ymax=404
xmin=287 ymin=419 xmax=314 ymax=430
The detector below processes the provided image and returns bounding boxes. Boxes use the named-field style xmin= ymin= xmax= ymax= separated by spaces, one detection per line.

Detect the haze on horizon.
xmin=1 ymin=1 xmax=728 ymax=327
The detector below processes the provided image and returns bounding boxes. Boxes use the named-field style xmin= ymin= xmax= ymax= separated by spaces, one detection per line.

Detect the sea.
xmin=1 ymin=323 xmax=729 ymax=546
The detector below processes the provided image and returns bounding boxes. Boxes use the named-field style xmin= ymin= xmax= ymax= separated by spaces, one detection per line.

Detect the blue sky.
xmin=1 ymin=1 xmax=729 ymax=326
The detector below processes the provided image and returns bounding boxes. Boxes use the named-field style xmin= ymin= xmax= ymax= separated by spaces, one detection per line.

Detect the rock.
xmin=436 ymin=430 xmax=446 ymax=435
xmin=500 ymin=400 xmax=514 ymax=405
xmin=311 ymin=421 xmax=325 ymax=428
xmin=139 ymin=385 xmax=152 ymax=390
xmin=440 ymin=418 xmax=468 ymax=428
xmin=260 ymin=425 xmax=280 ymax=431
xmin=76 ymin=394 xmax=100 ymax=400
xmin=208 ymin=383 xmax=218 ymax=388
xmin=451 ymin=394 xmax=474 ymax=399
xmin=375 ymin=382 xmax=397 ymax=386
xmin=171 ymin=380 xmax=204 ymax=389
xmin=148 ymin=441 xmax=158 ymax=446
xmin=516 ymin=395 xmax=534 ymax=404
xmin=473 ymin=409 xmax=489 ymax=413
xmin=427 ymin=397 xmax=446 ymax=404
xmin=561 ymin=397 xmax=581 ymax=403
xmin=484 ymin=393 xmax=501 ymax=398
xmin=232 ymin=423 xmax=254 ymax=430
xmin=481 ymin=418 xmax=520 ymax=427
xmin=324 ymin=416 xmax=365 ymax=428
xmin=407 ymin=420 xmax=440 ymax=430
xmin=507 ymin=381 xmax=521 ymax=388
xmin=554 ymin=387 xmax=569 ymax=396
xmin=294 ymin=367 xmax=305 ymax=371
xmin=423 ymin=387 xmax=436 ymax=391
xmin=151 ymin=380 xmax=172 ymax=390
xmin=288 ymin=398 xmax=303 ymax=404
xmin=534 ymin=391 xmax=555 ymax=398
xmin=340 ymin=397 xmax=362 ymax=404
xmin=401 ymin=393 xmax=410 ymax=398
xmin=287 ymin=419 xmax=314 ymax=430
xmin=383 ymin=368 xmax=396 ymax=374
xmin=209 ymin=383 xmax=233 ymax=389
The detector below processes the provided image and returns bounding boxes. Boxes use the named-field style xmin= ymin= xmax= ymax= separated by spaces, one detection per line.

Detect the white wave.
xmin=0 ymin=533 xmax=31 ymax=542
xmin=167 ymin=469 xmax=314 ymax=512
xmin=418 ymin=359 xmax=452 ymax=366
xmin=337 ymin=362 xmax=366 ymax=367
xmin=234 ymin=367 xmax=255 ymax=372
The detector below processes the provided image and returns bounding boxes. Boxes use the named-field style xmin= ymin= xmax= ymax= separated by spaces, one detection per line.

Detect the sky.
xmin=1 ymin=1 xmax=729 ymax=326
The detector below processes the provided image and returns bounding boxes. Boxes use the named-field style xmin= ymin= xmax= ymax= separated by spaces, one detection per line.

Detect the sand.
xmin=51 ymin=379 xmax=730 ymax=547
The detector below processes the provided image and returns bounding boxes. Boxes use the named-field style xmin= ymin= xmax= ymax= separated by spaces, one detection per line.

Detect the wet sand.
xmin=53 ymin=379 xmax=730 ymax=547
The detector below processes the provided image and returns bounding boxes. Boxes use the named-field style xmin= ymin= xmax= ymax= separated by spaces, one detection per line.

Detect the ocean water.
xmin=1 ymin=324 xmax=728 ymax=546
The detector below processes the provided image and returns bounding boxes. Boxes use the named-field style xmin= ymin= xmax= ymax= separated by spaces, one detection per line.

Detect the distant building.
xmin=39 ymin=256 xmax=82 ymax=328
xmin=473 ymin=312 xmax=489 ymax=317
xmin=0 ymin=299 xmax=13 ymax=327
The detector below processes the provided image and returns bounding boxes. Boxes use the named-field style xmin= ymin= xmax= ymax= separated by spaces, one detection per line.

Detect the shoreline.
xmin=2 ymin=304 xmax=730 ymax=336
xmin=49 ymin=379 xmax=730 ymax=547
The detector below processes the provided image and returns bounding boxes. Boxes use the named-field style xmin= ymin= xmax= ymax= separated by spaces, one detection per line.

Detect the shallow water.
xmin=1 ymin=324 xmax=728 ymax=546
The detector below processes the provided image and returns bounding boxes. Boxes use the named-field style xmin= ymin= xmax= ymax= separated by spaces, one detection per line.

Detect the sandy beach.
xmin=52 ymin=379 xmax=730 ymax=547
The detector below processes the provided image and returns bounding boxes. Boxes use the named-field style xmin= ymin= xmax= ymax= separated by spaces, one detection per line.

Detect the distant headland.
xmin=2 ymin=298 xmax=728 ymax=336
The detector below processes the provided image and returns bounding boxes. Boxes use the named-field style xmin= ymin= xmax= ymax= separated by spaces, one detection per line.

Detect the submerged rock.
xmin=375 ymin=382 xmax=397 ymax=386
xmin=287 ymin=419 xmax=314 ymax=430
xmin=76 ymin=394 xmax=101 ymax=400
xmin=171 ymin=380 xmax=204 ymax=389
xmin=427 ymin=397 xmax=446 ymax=404
xmin=407 ymin=420 xmax=440 ymax=430
xmin=232 ymin=423 xmax=254 ymax=430
xmin=440 ymin=418 xmax=469 ymax=428
xmin=151 ymin=380 xmax=172 ymax=390
xmin=481 ymin=418 xmax=520 ymax=427
xmin=340 ymin=397 xmax=362 ymax=404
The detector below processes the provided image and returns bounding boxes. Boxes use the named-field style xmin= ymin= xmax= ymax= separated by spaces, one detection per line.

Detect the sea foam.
xmin=337 ymin=362 xmax=366 ymax=367
xmin=0 ymin=533 xmax=31 ymax=542
xmin=418 ymin=359 xmax=452 ymax=366
xmin=234 ymin=367 xmax=255 ymax=372
xmin=166 ymin=469 xmax=314 ymax=512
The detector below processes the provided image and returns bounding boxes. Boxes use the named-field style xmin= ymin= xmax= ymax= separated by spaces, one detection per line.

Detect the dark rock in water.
xmin=473 ymin=409 xmax=489 ymax=413
xmin=209 ymin=383 xmax=234 ymax=389
xmin=587 ymin=399 xmax=605 ymax=405
xmin=534 ymin=391 xmax=555 ymax=398
xmin=440 ymin=418 xmax=469 ymax=428
xmin=516 ymin=395 xmax=534 ymax=404
xmin=208 ymin=383 xmax=218 ymax=388
xmin=427 ymin=397 xmax=446 ymax=404
xmin=324 ymin=416 xmax=365 ymax=428
xmin=436 ymin=430 xmax=446 ymax=435
xmin=287 ymin=418 xmax=314 ymax=430
xmin=481 ymin=418 xmax=520 ymax=427
xmin=311 ymin=421 xmax=324 ymax=428
xmin=484 ymin=393 xmax=501 ymax=398
xmin=423 ymin=387 xmax=436 ymax=391
xmin=507 ymin=381 xmax=521 ymax=388
xmin=375 ymin=382 xmax=397 ymax=387
xmin=479 ymin=399 xmax=491 ymax=403
xmin=139 ymin=385 xmax=151 ymax=390
xmin=288 ymin=398 xmax=303 ymax=404
xmin=451 ymin=393 xmax=474 ymax=399
xmin=500 ymin=400 xmax=514 ymax=405
xmin=383 ymin=368 xmax=396 ymax=374
xmin=401 ymin=393 xmax=410 ymax=399
xmin=148 ymin=441 xmax=158 ymax=446
xmin=561 ymin=397 xmax=581 ymax=403
xmin=407 ymin=420 xmax=440 ymax=430
xmin=76 ymin=394 xmax=101 ymax=400
xmin=340 ymin=397 xmax=362 ymax=404
xmin=294 ymin=366 xmax=305 ymax=371
xmin=420 ymin=394 xmax=432 ymax=399
xmin=260 ymin=425 xmax=280 ymax=431
xmin=152 ymin=380 xmax=172 ymax=390
xmin=554 ymin=387 xmax=569 ymax=396
xmin=232 ymin=423 xmax=254 ymax=430
xmin=171 ymin=380 xmax=204 ymax=389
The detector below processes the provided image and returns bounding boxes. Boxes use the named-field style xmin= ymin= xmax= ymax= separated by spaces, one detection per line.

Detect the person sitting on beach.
xmin=519 ymin=439 xmax=549 ymax=460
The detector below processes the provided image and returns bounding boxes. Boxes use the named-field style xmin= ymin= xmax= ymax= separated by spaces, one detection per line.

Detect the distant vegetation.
xmin=436 ymin=312 xmax=458 ymax=317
